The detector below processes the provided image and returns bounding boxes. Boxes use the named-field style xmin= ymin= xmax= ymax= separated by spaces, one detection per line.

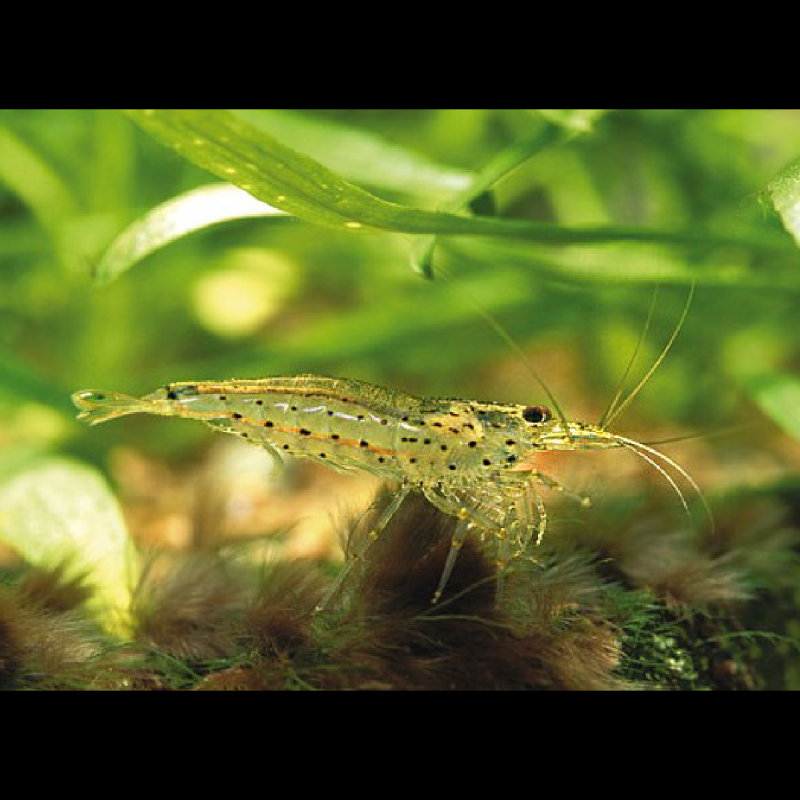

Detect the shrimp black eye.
xmin=166 ymin=385 xmax=198 ymax=400
xmin=522 ymin=405 xmax=550 ymax=423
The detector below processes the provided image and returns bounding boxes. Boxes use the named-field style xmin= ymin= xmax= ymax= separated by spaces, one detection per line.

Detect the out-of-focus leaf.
xmin=0 ymin=219 xmax=48 ymax=257
xmin=767 ymin=157 xmax=800 ymax=247
xmin=0 ymin=346 xmax=73 ymax=413
xmin=0 ymin=455 xmax=138 ymax=637
xmin=93 ymin=182 xmax=289 ymax=284
xmin=532 ymin=109 xmax=611 ymax=133
xmin=742 ymin=372 xmax=800 ymax=441
xmin=146 ymin=267 xmax=534 ymax=382
xmin=0 ymin=121 xmax=78 ymax=257
xmin=443 ymin=237 xmax=800 ymax=288
xmin=125 ymin=110 xmax=777 ymax=254
xmin=234 ymin=109 xmax=473 ymax=198
xmin=412 ymin=121 xmax=568 ymax=277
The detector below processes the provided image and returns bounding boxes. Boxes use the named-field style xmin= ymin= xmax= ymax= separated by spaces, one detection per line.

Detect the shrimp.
xmin=72 ymin=371 xmax=710 ymax=608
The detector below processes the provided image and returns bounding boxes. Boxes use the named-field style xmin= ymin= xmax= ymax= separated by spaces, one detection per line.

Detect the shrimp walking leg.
xmin=512 ymin=480 xmax=546 ymax=552
xmin=314 ymin=482 xmax=413 ymax=612
xmin=532 ymin=470 xmax=593 ymax=508
xmin=431 ymin=517 xmax=472 ymax=604
xmin=493 ymin=528 xmax=515 ymax=604
xmin=423 ymin=482 xmax=522 ymax=603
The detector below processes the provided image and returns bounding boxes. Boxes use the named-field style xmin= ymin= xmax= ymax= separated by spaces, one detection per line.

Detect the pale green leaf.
xmin=93 ymin=182 xmax=289 ymax=284
xmin=767 ymin=157 xmax=800 ymax=247
xmin=0 ymin=456 xmax=138 ymax=636
xmin=742 ymin=372 xmax=800 ymax=441
xmin=532 ymin=109 xmax=611 ymax=133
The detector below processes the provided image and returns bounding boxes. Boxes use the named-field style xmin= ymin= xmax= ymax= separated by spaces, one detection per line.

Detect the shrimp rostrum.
xmin=73 ymin=374 xmax=707 ymax=607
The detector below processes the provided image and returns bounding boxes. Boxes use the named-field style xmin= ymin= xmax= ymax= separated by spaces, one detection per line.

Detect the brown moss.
xmin=3 ymin=481 xmax=795 ymax=690
xmin=304 ymin=491 xmax=626 ymax=690
xmin=0 ymin=567 xmax=117 ymax=690
xmin=130 ymin=552 xmax=250 ymax=661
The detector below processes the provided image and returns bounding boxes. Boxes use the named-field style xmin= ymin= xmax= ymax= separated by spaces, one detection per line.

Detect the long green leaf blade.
xmin=234 ymin=109 xmax=473 ymax=197
xmin=125 ymin=108 xmax=405 ymax=232
xmin=93 ymin=182 xmax=289 ymax=284
xmin=125 ymin=110 xmax=787 ymax=254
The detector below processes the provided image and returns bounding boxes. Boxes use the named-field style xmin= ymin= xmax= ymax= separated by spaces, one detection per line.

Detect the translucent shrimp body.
xmin=72 ymin=374 xmax=696 ymax=606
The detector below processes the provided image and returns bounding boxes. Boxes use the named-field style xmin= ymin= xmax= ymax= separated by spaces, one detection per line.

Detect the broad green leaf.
xmin=742 ymin=372 xmax=800 ymax=441
xmin=93 ymin=182 xmax=290 ymax=284
xmin=234 ymin=109 xmax=473 ymax=198
xmin=0 ymin=456 xmax=138 ymax=636
xmin=125 ymin=110 xmax=781 ymax=256
xmin=411 ymin=121 xmax=569 ymax=277
xmin=767 ymin=157 xmax=800 ymax=247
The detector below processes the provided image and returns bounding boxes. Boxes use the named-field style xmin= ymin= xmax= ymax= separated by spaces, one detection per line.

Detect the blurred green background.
xmin=1 ymin=109 xmax=799 ymax=570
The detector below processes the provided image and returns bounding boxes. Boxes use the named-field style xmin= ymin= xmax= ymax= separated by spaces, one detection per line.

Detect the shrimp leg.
xmin=423 ymin=483 xmax=511 ymax=603
xmin=532 ymin=470 xmax=593 ymax=508
xmin=314 ymin=481 xmax=413 ymax=612
xmin=431 ymin=517 xmax=472 ymax=604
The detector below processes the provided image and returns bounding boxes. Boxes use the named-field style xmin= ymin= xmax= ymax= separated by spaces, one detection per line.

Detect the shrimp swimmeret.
xmin=72 ymin=373 xmax=709 ymax=607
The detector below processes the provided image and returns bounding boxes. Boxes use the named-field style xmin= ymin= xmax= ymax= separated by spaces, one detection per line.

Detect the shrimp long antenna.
xmin=613 ymin=432 xmax=714 ymax=535
xmin=598 ymin=284 xmax=660 ymax=429
xmin=642 ymin=422 xmax=748 ymax=447
xmin=618 ymin=441 xmax=691 ymax=521
xmin=603 ymin=281 xmax=695 ymax=430
xmin=436 ymin=262 xmax=573 ymax=442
